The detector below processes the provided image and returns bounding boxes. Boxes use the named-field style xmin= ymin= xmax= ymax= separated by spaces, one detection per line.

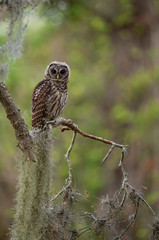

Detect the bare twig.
xmin=115 ymin=146 xmax=157 ymax=238
xmin=47 ymin=118 xmax=126 ymax=148
xmin=77 ymin=224 xmax=92 ymax=232
xmin=50 ymin=187 xmax=66 ymax=202
xmin=115 ymin=197 xmax=140 ymax=240
xmin=119 ymin=148 xmax=128 ymax=184
xmin=119 ymin=191 xmax=127 ymax=210
xmin=77 ymin=226 xmax=92 ymax=237
xmin=102 ymin=144 xmax=115 ymax=164
xmin=65 ymin=131 xmax=77 ymax=186
xmin=126 ymin=182 xmax=156 ymax=219
xmin=0 ymin=82 xmax=36 ymax=162
xmin=118 ymin=147 xmax=156 ymax=219
xmin=50 ymin=131 xmax=77 ymax=202
xmin=47 ymin=118 xmax=127 ymax=163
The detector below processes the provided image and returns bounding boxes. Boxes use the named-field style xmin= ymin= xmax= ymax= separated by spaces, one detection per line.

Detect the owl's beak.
xmin=57 ymin=73 xmax=59 ymax=80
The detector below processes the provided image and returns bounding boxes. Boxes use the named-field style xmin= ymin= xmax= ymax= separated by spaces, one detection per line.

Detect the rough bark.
xmin=0 ymin=82 xmax=36 ymax=162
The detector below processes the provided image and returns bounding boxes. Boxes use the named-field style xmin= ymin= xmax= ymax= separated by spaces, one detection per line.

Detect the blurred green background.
xmin=1 ymin=0 xmax=159 ymax=239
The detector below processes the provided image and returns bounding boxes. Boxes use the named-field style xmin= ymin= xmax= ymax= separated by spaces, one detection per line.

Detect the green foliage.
xmin=90 ymin=17 xmax=107 ymax=32
xmin=113 ymin=0 xmax=134 ymax=26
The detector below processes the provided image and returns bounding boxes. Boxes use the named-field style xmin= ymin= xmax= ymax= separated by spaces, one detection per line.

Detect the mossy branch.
xmin=0 ymin=82 xmax=36 ymax=162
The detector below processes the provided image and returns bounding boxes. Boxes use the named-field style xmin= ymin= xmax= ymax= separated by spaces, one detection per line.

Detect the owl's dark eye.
xmin=60 ymin=69 xmax=66 ymax=75
xmin=51 ymin=68 xmax=56 ymax=74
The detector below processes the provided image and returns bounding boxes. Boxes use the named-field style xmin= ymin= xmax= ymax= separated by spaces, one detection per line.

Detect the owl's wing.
xmin=32 ymin=79 xmax=51 ymax=128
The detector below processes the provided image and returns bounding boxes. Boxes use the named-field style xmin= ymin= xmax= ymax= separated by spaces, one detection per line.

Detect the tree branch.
xmin=0 ymin=82 xmax=36 ymax=162
xmin=46 ymin=117 xmax=157 ymax=239
xmin=47 ymin=118 xmax=127 ymax=163
xmin=115 ymin=196 xmax=140 ymax=240
xmin=65 ymin=131 xmax=77 ymax=186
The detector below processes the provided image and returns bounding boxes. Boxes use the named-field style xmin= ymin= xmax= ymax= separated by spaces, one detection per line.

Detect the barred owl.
xmin=32 ymin=61 xmax=70 ymax=129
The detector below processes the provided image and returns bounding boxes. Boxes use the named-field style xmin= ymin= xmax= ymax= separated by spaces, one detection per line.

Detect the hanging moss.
xmin=11 ymin=131 xmax=54 ymax=240
xmin=0 ymin=0 xmax=46 ymax=79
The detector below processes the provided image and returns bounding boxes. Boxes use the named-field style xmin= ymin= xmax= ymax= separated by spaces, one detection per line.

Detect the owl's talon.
xmin=48 ymin=124 xmax=53 ymax=130
xmin=66 ymin=119 xmax=73 ymax=124
xmin=46 ymin=120 xmax=56 ymax=125
xmin=57 ymin=117 xmax=64 ymax=123
xmin=73 ymin=123 xmax=79 ymax=129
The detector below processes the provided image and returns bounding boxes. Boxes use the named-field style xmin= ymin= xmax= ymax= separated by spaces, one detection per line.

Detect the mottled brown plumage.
xmin=32 ymin=61 xmax=70 ymax=129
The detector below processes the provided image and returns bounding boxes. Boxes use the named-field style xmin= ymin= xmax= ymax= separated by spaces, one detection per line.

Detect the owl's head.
xmin=44 ymin=61 xmax=70 ymax=83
